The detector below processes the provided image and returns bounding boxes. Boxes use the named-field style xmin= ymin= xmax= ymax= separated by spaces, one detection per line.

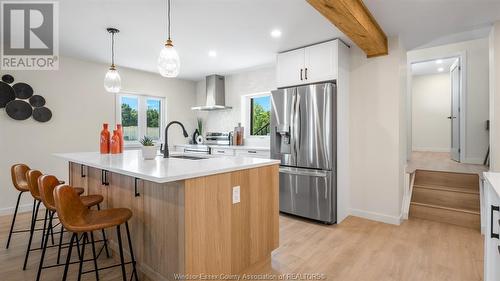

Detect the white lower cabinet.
xmin=234 ymin=149 xmax=270 ymax=159
xmin=484 ymin=176 xmax=500 ymax=281
xmin=211 ymin=148 xmax=235 ymax=156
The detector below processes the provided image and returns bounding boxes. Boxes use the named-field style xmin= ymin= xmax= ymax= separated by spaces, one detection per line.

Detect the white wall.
xmin=412 ymin=73 xmax=452 ymax=152
xmin=349 ymin=37 xmax=407 ymax=225
xmin=195 ymin=67 xmax=275 ymax=147
xmin=408 ymin=38 xmax=490 ymax=164
xmin=490 ymin=22 xmax=500 ymax=171
xmin=0 ymin=57 xmax=197 ymax=214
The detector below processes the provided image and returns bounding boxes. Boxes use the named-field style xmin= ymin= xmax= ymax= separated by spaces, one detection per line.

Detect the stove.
xmin=205 ymin=132 xmax=231 ymax=145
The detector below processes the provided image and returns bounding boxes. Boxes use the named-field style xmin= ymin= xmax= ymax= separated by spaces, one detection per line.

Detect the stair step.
xmin=414 ymin=170 xmax=479 ymax=190
xmin=409 ymin=202 xmax=480 ymax=229
xmin=412 ymin=185 xmax=480 ymax=211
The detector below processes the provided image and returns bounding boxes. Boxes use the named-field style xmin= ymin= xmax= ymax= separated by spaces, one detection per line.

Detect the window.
xmin=242 ymin=93 xmax=271 ymax=137
xmin=116 ymin=93 xmax=165 ymax=145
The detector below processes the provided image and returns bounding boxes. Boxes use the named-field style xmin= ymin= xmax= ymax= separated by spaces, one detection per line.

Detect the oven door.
xmin=279 ymin=166 xmax=336 ymax=223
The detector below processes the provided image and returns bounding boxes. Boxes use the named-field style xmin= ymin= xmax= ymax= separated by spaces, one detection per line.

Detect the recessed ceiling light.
xmin=436 ymin=59 xmax=443 ymax=64
xmin=208 ymin=50 xmax=217 ymax=57
xmin=271 ymin=29 xmax=282 ymax=38
xmin=438 ymin=67 xmax=444 ymax=72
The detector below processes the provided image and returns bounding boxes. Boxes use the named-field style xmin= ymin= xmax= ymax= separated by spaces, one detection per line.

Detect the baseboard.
xmin=0 ymin=203 xmax=36 ymax=216
xmin=463 ymin=157 xmax=484 ymax=165
xmin=350 ymin=208 xmax=402 ymax=225
xmin=412 ymin=147 xmax=451 ymax=153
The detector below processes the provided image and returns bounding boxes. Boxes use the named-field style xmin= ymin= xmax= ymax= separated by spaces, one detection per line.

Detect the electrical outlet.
xmin=232 ymin=186 xmax=240 ymax=204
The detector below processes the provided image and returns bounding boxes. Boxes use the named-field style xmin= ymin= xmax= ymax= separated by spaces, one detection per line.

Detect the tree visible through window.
xmin=118 ymin=94 xmax=165 ymax=143
xmin=250 ymin=96 xmax=270 ymax=136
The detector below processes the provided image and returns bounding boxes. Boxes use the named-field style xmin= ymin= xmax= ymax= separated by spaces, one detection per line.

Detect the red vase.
xmin=100 ymin=123 xmax=110 ymax=154
xmin=116 ymin=124 xmax=124 ymax=153
xmin=110 ymin=130 xmax=121 ymax=154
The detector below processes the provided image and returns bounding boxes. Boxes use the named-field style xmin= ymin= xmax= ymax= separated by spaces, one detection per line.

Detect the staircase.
xmin=409 ymin=169 xmax=480 ymax=229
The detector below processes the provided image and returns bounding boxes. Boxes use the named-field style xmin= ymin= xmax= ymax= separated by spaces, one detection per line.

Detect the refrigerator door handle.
xmin=279 ymin=167 xmax=329 ymax=178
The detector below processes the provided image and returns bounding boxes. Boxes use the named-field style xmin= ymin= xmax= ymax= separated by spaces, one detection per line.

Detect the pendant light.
xmin=158 ymin=0 xmax=180 ymax=77
xmin=104 ymin=28 xmax=121 ymax=93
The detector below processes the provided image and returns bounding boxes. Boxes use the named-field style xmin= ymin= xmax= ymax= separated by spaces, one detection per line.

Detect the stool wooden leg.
xmin=116 ymin=225 xmax=127 ymax=281
xmin=6 ymin=191 xmax=24 ymax=249
xmin=62 ymin=233 xmax=76 ymax=281
xmin=89 ymin=231 xmax=100 ymax=281
xmin=125 ymin=222 xmax=139 ymax=281
xmin=57 ymin=225 xmax=65 ymax=264
xmin=23 ymin=200 xmax=41 ymax=270
xmin=36 ymin=211 xmax=54 ymax=281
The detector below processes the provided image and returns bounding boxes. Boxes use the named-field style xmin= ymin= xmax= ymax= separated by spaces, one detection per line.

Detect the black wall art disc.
xmin=6 ymin=100 xmax=33 ymax=120
xmin=2 ymin=75 xmax=14 ymax=84
xmin=29 ymin=95 xmax=46 ymax=107
xmin=33 ymin=107 xmax=52 ymax=123
xmin=0 ymin=81 xmax=15 ymax=108
xmin=13 ymin=83 xmax=33 ymax=99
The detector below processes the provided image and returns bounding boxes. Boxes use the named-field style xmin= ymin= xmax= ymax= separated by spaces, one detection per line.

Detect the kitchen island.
xmin=56 ymin=151 xmax=280 ymax=280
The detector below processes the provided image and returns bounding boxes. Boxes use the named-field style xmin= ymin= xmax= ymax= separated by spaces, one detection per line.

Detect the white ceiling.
xmin=56 ymin=0 xmax=349 ymax=81
xmin=364 ymin=0 xmax=500 ymax=50
xmin=411 ymin=58 xmax=458 ymax=76
xmin=15 ymin=0 xmax=500 ymax=80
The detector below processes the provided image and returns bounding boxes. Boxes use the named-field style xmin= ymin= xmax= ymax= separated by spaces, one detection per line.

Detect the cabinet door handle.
xmin=101 ymin=170 xmax=110 ymax=186
xmin=134 ymin=178 xmax=141 ymax=197
xmin=248 ymin=150 xmax=257 ymax=154
xmin=305 ymin=68 xmax=308 ymax=80
xmin=492 ymin=205 xmax=499 ymax=239
xmin=81 ymin=165 xmax=86 ymax=178
xmin=300 ymin=69 xmax=303 ymax=81
xmin=217 ymin=150 xmax=225 ymax=154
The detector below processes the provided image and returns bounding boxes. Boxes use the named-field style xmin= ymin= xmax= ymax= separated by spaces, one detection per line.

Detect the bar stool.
xmin=23 ymin=170 xmax=86 ymax=270
xmin=36 ymin=175 xmax=108 ymax=281
xmin=6 ymin=164 xmax=31 ymax=249
xmin=53 ymin=185 xmax=138 ymax=281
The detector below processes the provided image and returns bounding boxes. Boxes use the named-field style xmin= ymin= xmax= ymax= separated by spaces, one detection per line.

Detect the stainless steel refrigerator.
xmin=271 ymin=82 xmax=337 ymax=224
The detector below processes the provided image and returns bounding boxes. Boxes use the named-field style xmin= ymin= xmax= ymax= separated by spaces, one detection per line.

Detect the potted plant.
xmin=140 ymin=136 xmax=157 ymax=160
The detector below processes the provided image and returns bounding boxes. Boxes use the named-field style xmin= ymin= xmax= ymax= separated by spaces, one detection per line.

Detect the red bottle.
xmin=116 ymin=124 xmax=124 ymax=153
xmin=100 ymin=123 xmax=110 ymax=154
xmin=110 ymin=130 xmax=121 ymax=154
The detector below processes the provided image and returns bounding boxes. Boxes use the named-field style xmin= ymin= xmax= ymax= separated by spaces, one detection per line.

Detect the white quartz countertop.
xmin=55 ymin=150 xmax=280 ymax=184
xmin=175 ymin=144 xmax=270 ymax=151
xmin=484 ymin=172 xmax=500 ymax=197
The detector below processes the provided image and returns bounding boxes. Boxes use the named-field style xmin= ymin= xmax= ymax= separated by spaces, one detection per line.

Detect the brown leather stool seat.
xmin=11 ymin=164 xmax=30 ymax=192
xmin=35 ymin=177 xmax=110 ymax=281
xmin=73 ymin=187 xmax=85 ymax=195
xmin=6 ymin=164 xmax=31 ymax=249
xmin=53 ymin=185 xmax=138 ymax=281
xmin=38 ymin=175 xmax=103 ymax=211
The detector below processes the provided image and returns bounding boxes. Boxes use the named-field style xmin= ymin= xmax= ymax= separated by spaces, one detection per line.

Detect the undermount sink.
xmin=170 ymin=155 xmax=208 ymax=160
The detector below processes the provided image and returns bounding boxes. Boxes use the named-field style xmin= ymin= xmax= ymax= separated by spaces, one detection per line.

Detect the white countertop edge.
xmin=484 ymin=172 xmax=500 ymax=197
xmin=54 ymin=153 xmax=280 ymax=184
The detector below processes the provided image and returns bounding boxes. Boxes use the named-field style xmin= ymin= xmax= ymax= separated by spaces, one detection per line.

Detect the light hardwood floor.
xmin=0 ymin=212 xmax=483 ymax=281
xmin=407 ymin=151 xmax=487 ymax=176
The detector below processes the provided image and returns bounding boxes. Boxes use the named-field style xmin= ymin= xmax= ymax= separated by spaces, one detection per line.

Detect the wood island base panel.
xmin=68 ymin=162 xmax=280 ymax=280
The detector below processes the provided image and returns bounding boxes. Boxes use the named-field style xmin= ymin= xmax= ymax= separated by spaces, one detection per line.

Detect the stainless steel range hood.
xmin=191 ymin=75 xmax=232 ymax=111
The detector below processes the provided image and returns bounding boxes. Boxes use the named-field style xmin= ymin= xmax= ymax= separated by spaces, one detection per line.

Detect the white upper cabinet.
xmin=276 ymin=39 xmax=340 ymax=88
xmin=276 ymin=48 xmax=305 ymax=88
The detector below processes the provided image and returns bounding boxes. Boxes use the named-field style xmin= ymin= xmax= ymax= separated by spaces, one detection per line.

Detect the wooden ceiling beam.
xmin=306 ymin=0 xmax=388 ymax=58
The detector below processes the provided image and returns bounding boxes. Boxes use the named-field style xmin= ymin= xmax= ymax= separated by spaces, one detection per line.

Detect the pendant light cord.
xmin=111 ymin=32 xmax=115 ymax=67
xmin=167 ymin=0 xmax=171 ymax=41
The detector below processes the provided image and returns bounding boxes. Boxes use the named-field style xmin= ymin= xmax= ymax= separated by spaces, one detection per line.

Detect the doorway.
xmin=410 ymin=56 xmax=461 ymax=162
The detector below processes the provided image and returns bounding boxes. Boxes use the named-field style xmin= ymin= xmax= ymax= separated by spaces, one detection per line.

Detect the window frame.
xmin=115 ymin=91 xmax=166 ymax=147
xmin=241 ymin=92 xmax=271 ymax=139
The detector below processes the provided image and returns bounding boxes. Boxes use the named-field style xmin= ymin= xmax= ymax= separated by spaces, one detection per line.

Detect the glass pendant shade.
xmin=104 ymin=67 xmax=121 ymax=93
xmin=158 ymin=41 xmax=180 ymax=78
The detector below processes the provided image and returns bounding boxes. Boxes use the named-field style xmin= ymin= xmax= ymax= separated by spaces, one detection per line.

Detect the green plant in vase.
xmin=140 ymin=136 xmax=157 ymax=159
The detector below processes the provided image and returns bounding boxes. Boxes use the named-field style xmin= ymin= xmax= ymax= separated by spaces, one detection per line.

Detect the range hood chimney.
xmin=191 ymin=75 xmax=232 ymax=111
